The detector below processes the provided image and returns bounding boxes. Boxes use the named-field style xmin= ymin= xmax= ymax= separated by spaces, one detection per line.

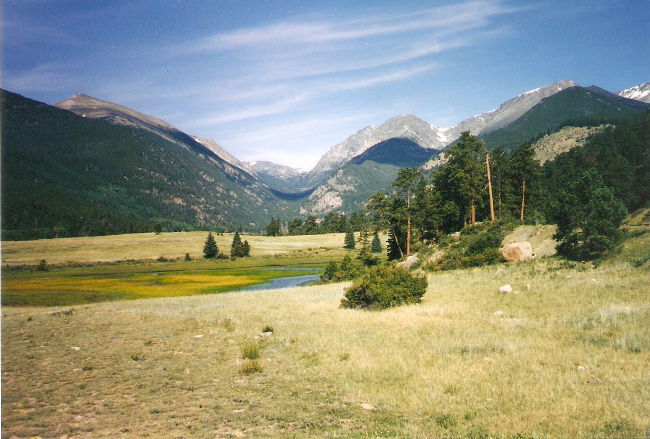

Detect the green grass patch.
xmin=1 ymin=262 xmax=324 ymax=307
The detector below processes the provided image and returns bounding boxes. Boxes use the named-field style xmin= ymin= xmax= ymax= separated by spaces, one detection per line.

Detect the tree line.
xmin=265 ymin=211 xmax=368 ymax=236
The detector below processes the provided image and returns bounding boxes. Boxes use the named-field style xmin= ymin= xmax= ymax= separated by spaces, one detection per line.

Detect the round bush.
xmin=341 ymin=265 xmax=427 ymax=310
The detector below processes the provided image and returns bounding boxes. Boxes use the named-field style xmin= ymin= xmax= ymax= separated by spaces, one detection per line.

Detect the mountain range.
xmin=2 ymin=79 xmax=649 ymax=238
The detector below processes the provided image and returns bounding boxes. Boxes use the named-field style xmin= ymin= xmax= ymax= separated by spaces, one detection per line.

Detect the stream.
xmin=241 ymin=268 xmax=321 ymax=291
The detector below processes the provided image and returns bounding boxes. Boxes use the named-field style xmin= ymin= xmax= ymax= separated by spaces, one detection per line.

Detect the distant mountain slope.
xmin=55 ymin=93 xmax=256 ymax=181
xmin=617 ymin=82 xmax=650 ymax=103
xmin=532 ymin=125 xmax=610 ymax=164
xmin=292 ymin=114 xmax=445 ymax=191
xmin=442 ymin=80 xmax=577 ymax=140
xmin=348 ymin=137 xmax=438 ymax=167
xmin=479 ymin=86 xmax=650 ymax=151
xmin=300 ymin=137 xmax=439 ymax=215
xmin=1 ymin=89 xmax=290 ymax=239
xmin=300 ymin=161 xmax=402 ymax=215
xmin=245 ymin=161 xmax=307 ymax=192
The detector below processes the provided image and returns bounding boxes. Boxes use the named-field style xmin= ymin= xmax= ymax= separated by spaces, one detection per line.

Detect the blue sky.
xmin=2 ymin=0 xmax=649 ymax=169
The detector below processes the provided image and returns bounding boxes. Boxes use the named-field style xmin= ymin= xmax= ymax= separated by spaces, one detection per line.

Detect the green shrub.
xmin=426 ymin=222 xmax=508 ymax=271
xmin=320 ymin=255 xmax=363 ymax=283
xmin=341 ymin=265 xmax=427 ymax=310
xmin=37 ymin=259 xmax=48 ymax=271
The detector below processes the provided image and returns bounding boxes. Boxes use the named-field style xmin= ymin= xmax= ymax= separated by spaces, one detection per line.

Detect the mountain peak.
xmin=293 ymin=114 xmax=446 ymax=191
xmin=617 ymin=81 xmax=650 ymax=103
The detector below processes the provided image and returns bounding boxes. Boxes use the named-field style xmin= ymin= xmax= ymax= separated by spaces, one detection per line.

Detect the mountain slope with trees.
xmin=479 ymin=86 xmax=649 ymax=151
xmin=1 ymin=90 xmax=293 ymax=240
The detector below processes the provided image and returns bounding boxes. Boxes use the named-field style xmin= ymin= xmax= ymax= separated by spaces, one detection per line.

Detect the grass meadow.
xmin=2 ymin=224 xmax=650 ymax=438
xmin=1 ymin=232 xmax=354 ymax=306
xmin=0 ymin=231 xmax=352 ymax=267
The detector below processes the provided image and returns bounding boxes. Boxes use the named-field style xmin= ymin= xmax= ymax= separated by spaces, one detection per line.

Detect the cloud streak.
xmin=161 ymin=0 xmax=520 ymax=132
xmin=182 ymin=0 xmax=517 ymax=53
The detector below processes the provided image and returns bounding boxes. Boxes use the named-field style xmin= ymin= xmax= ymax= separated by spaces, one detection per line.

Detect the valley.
xmin=3 ymin=3 xmax=649 ymax=437
xmin=2 ymin=78 xmax=650 ymax=438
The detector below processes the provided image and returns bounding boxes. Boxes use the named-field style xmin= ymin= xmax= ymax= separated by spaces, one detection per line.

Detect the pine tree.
xmin=433 ymin=132 xmax=484 ymax=230
xmin=371 ymin=232 xmax=382 ymax=253
xmin=387 ymin=226 xmax=406 ymax=261
xmin=393 ymin=167 xmax=421 ymax=255
xmin=266 ymin=218 xmax=280 ymax=236
xmin=510 ymin=141 xmax=540 ymax=223
xmin=230 ymin=231 xmax=244 ymax=258
xmin=344 ymin=230 xmax=356 ymax=249
xmin=551 ymin=170 xmax=627 ymax=260
xmin=203 ymin=232 xmax=218 ymax=259
xmin=242 ymin=240 xmax=251 ymax=257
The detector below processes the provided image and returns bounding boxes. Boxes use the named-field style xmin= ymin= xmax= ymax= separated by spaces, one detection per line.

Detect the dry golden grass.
xmin=3 ymin=256 xmax=649 ymax=438
xmin=1 ymin=232 xmax=353 ymax=266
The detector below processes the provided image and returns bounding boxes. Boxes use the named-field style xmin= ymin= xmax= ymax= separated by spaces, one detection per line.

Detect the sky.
xmin=2 ymin=0 xmax=649 ymax=170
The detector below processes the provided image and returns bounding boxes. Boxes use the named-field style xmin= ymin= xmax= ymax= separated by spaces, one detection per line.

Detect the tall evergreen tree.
xmin=550 ymin=170 xmax=627 ymax=260
xmin=510 ymin=141 xmax=540 ymax=223
xmin=303 ymin=215 xmax=320 ymax=235
xmin=489 ymin=147 xmax=511 ymax=219
xmin=288 ymin=218 xmax=303 ymax=235
xmin=393 ymin=167 xmax=421 ymax=255
xmin=386 ymin=225 xmax=406 ymax=261
xmin=230 ymin=231 xmax=246 ymax=258
xmin=371 ymin=232 xmax=382 ymax=253
xmin=266 ymin=218 xmax=280 ymax=236
xmin=344 ymin=230 xmax=356 ymax=249
xmin=433 ymin=132 xmax=484 ymax=230
xmin=203 ymin=232 xmax=218 ymax=259
xmin=412 ymin=174 xmax=443 ymax=243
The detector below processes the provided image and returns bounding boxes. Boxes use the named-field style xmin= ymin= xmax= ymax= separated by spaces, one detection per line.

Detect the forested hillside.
xmin=1 ymin=90 xmax=289 ymax=240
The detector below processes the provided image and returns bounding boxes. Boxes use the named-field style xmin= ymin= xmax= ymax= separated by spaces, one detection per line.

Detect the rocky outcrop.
xmin=501 ymin=241 xmax=533 ymax=262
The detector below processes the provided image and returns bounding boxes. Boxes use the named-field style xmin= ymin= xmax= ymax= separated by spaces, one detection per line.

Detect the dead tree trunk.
xmin=520 ymin=180 xmax=526 ymax=223
xmin=485 ymin=150 xmax=495 ymax=222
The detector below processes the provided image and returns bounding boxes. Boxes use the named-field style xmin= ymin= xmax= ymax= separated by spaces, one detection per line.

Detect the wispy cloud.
xmin=184 ymin=63 xmax=437 ymax=127
xmin=219 ymin=114 xmax=374 ymax=168
xmin=160 ymin=0 xmax=520 ymax=129
xmin=181 ymin=0 xmax=518 ymax=53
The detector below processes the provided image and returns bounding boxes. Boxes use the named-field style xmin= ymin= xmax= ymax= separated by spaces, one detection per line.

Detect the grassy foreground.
xmin=3 ymin=257 xmax=650 ymax=438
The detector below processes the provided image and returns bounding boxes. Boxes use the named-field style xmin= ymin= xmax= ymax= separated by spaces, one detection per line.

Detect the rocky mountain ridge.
xmin=441 ymin=80 xmax=578 ymax=140
xmin=617 ymin=82 xmax=650 ymax=103
xmin=289 ymin=114 xmax=447 ymax=192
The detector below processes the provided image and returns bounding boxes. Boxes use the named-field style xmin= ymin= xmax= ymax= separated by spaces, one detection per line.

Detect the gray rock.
xmin=398 ymin=255 xmax=420 ymax=270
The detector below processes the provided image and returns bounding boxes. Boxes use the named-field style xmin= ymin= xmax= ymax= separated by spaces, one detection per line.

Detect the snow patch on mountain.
xmin=617 ymin=82 xmax=650 ymax=103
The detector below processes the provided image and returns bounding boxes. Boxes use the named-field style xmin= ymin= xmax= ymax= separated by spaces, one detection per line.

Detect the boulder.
xmin=501 ymin=241 xmax=533 ymax=262
xmin=499 ymin=285 xmax=512 ymax=294
xmin=397 ymin=255 xmax=420 ymax=270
